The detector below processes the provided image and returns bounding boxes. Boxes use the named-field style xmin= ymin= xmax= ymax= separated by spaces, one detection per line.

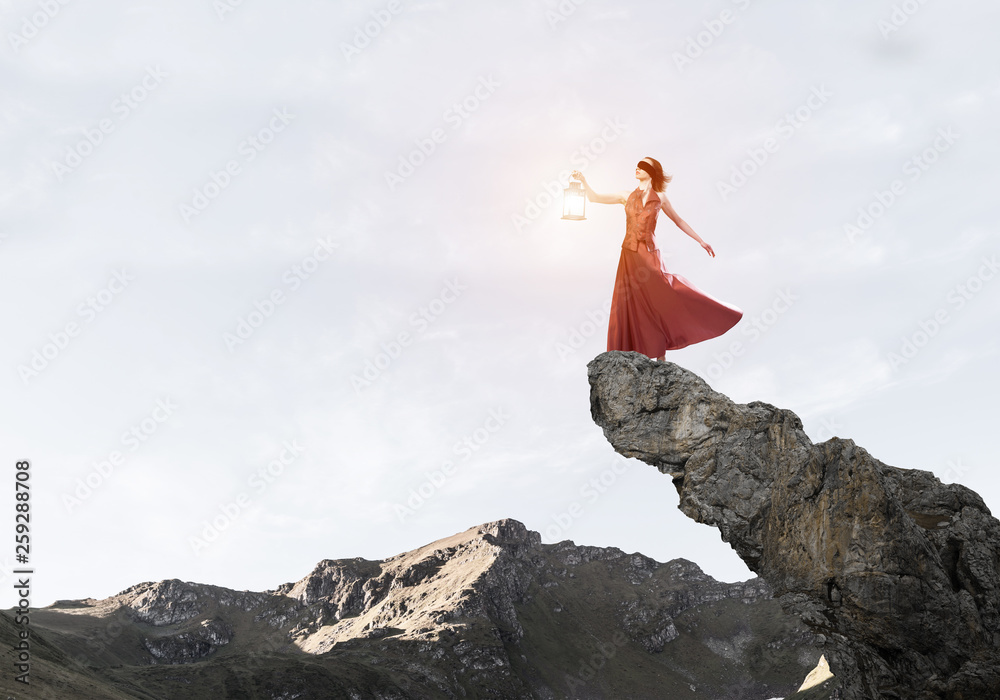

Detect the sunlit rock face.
xmin=588 ymin=350 xmax=1000 ymax=700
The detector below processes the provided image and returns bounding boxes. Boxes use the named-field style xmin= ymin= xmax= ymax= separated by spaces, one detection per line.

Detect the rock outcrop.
xmin=588 ymin=350 xmax=1000 ymax=699
xmin=6 ymin=518 xmax=820 ymax=699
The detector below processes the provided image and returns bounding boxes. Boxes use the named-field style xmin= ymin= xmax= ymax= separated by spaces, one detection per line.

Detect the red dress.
xmin=607 ymin=187 xmax=743 ymax=357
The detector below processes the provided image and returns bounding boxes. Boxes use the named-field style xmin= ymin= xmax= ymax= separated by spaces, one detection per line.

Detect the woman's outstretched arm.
xmin=659 ymin=192 xmax=716 ymax=257
xmin=570 ymin=170 xmax=628 ymax=205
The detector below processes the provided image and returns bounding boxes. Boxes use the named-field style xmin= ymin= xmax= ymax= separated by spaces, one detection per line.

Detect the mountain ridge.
xmin=3 ymin=518 xmax=822 ymax=699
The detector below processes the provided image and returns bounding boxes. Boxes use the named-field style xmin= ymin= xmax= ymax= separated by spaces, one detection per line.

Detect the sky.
xmin=1 ymin=0 xmax=998 ymax=609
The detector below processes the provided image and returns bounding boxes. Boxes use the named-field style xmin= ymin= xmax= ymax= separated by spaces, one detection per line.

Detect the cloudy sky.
xmin=1 ymin=0 xmax=998 ymax=608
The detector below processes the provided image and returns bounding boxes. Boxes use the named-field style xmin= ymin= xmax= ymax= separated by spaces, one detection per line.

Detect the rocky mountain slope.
xmin=588 ymin=350 xmax=1000 ymax=700
xmin=2 ymin=519 xmax=821 ymax=699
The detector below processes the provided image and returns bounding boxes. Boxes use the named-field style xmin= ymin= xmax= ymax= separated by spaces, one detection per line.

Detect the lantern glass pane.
xmin=562 ymin=185 xmax=586 ymax=220
xmin=567 ymin=195 xmax=584 ymax=217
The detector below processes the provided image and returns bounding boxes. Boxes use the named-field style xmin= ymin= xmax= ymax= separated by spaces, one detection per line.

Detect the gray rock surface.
xmin=588 ymin=350 xmax=1000 ymax=699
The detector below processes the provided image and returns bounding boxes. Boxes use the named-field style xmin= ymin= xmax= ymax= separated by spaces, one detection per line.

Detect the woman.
xmin=571 ymin=157 xmax=742 ymax=361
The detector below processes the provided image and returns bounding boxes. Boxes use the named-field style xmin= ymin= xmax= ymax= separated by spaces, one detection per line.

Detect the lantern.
xmin=561 ymin=180 xmax=586 ymax=220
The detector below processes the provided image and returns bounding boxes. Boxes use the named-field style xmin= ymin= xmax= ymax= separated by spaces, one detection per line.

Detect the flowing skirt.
xmin=608 ymin=245 xmax=743 ymax=357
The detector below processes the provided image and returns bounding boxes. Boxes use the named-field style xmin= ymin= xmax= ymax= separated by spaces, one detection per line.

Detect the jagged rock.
xmin=120 ymin=580 xmax=204 ymax=626
xmin=144 ymin=618 xmax=234 ymax=663
xmin=588 ymin=350 xmax=1000 ymax=700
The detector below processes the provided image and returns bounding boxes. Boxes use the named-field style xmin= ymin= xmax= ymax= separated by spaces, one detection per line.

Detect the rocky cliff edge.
xmin=588 ymin=350 xmax=1000 ymax=700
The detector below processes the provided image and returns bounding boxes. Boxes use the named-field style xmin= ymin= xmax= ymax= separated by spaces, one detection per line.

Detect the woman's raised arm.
xmin=571 ymin=170 xmax=628 ymax=205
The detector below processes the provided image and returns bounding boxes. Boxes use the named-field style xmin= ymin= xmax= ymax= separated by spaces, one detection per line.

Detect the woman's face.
xmin=635 ymin=164 xmax=651 ymax=182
